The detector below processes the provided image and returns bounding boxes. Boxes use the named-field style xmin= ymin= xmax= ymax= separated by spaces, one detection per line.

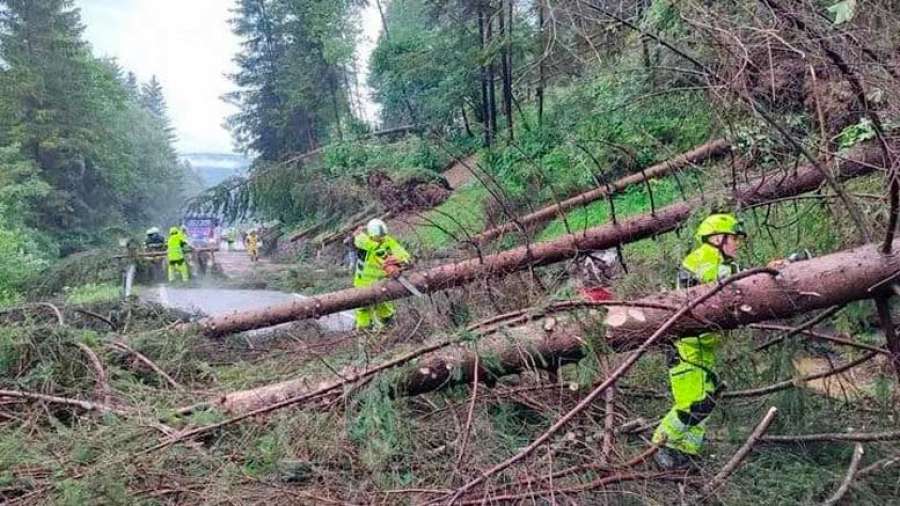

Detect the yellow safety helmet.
xmin=169 ymin=226 xmax=180 ymax=236
xmin=695 ymin=213 xmax=745 ymax=244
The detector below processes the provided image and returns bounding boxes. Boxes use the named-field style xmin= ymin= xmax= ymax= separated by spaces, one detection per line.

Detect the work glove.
xmin=383 ymin=256 xmax=404 ymax=279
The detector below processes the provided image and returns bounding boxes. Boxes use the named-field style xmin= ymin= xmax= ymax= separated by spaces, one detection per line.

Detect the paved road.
xmin=215 ymin=250 xmax=285 ymax=278
xmin=143 ymin=285 xmax=355 ymax=333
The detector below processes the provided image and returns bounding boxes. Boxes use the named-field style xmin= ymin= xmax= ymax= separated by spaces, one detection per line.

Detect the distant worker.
xmin=353 ymin=219 xmax=410 ymax=329
xmin=225 ymin=227 xmax=236 ymax=251
xmin=144 ymin=227 xmax=165 ymax=251
xmin=653 ymin=214 xmax=745 ymax=469
xmin=167 ymin=226 xmax=191 ymax=283
xmin=245 ymin=229 xmax=260 ymax=262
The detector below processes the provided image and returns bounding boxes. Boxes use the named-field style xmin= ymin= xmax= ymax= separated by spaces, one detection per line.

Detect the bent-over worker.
xmin=352 ymin=219 xmax=411 ymax=329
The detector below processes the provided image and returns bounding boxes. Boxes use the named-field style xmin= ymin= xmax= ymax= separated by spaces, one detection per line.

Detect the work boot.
xmin=654 ymin=447 xmax=698 ymax=470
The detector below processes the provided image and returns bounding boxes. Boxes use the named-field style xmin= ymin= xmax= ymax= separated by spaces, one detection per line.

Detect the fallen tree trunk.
xmin=210 ymin=239 xmax=900 ymax=414
xmin=604 ymin=240 xmax=900 ymax=349
xmin=211 ymin=320 xmax=587 ymax=413
xmin=471 ymin=139 xmax=730 ymax=244
xmin=197 ymin=141 xmax=887 ymax=337
xmin=288 ymin=221 xmax=329 ymax=243
xmin=114 ymin=247 xmax=218 ymax=260
xmin=315 ymin=206 xmax=390 ymax=248
xmin=411 ymin=240 xmax=900 ymax=397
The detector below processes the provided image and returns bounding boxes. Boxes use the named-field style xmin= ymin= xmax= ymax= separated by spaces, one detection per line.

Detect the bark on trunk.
xmin=499 ymin=0 xmax=514 ymax=139
xmin=536 ymin=0 xmax=545 ymax=127
xmin=478 ymin=9 xmax=492 ymax=147
xmin=316 ymin=205 xmax=385 ymax=247
xmin=605 ymin=240 xmax=900 ymax=349
xmin=213 ymin=320 xmax=586 ymax=413
xmin=213 ymin=238 xmax=900 ymax=412
xmin=196 ymin=141 xmax=886 ymax=337
xmin=486 ymin=8 xmax=498 ymax=139
xmin=472 ymin=139 xmax=730 ymax=243
xmin=461 ymin=102 xmax=473 ymax=137
xmin=329 ymin=73 xmax=343 ymax=141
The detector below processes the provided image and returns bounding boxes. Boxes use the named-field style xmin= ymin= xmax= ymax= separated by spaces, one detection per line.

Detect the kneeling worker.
xmin=167 ymin=226 xmax=191 ymax=283
xmin=353 ymin=219 xmax=411 ymax=329
xmin=653 ymin=213 xmax=746 ymax=469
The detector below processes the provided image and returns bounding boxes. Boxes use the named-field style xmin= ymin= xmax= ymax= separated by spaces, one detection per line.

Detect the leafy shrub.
xmin=32 ymin=250 xmax=120 ymax=297
xmin=0 ymin=216 xmax=53 ymax=305
xmin=63 ymin=283 xmax=120 ymax=305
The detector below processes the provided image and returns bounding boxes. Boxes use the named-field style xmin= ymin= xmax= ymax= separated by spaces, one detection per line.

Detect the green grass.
xmin=537 ymin=176 xmax=687 ymax=242
xmin=63 ymin=283 xmax=120 ymax=305
xmin=402 ymin=183 xmax=490 ymax=252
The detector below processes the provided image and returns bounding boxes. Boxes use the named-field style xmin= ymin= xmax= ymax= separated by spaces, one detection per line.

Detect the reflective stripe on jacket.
xmin=353 ymin=233 xmax=410 ymax=288
xmin=674 ymin=243 xmax=736 ymax=369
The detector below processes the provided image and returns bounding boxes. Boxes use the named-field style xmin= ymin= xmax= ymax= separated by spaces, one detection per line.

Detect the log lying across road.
xmin=211 ymin=238 xmax=900 ymax=413
xmin=114 ymin=247 xmax=219 ymax=260
xmin=471 ymin=139 xmax=730 ymax=243
xmin=196 ymin=141 xmax=889 ymax=337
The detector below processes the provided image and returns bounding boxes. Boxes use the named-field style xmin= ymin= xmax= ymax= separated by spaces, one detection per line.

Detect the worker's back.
xmin=167 ymin=232 xmax=185 ymax=261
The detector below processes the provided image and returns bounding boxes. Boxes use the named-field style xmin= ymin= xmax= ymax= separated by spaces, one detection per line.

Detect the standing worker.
xmin=353 ymin=219 xmax=411 ymax=329
xmin=653 ymin=214 xmax=746 ymax=469
xmin=167 ymin=226 xmax=191 ymax=283
xmin=245 ymin=229 xmax=260 ymax=262
xmin=225 ymin=227 xmax=236 ymax=251
xmin=144 ymin=227 xmax=165 ymax=251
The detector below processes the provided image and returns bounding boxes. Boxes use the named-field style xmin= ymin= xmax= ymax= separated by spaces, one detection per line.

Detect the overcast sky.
xmin=76 ymin=0 xmax=382 ymax=156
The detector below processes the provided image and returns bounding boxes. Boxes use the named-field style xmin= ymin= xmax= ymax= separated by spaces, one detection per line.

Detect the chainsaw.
xmin=384 ymin=257 xmax=424 ymax=297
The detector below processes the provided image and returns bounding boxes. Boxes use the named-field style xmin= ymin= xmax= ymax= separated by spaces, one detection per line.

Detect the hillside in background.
xmin=180 ymin=152 xmax=252 ymax=188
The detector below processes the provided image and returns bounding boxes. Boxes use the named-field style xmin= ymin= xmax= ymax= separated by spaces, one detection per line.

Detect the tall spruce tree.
xmin=141 ymin=75 xmax=168 ymax=119
xmin=0 ymin=0 xmax=189 ymax=252
xmin=225 ymin=0 xmax=362 ymax=161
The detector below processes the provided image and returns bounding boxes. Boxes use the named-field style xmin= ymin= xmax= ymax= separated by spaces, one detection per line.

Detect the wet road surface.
xmin=143 ymin=285 xmax=355 ymax=333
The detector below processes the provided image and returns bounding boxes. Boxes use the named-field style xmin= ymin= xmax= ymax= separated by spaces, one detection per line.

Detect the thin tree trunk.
xmin=478 ymin=8 xmax=492 ymax=146
xmin=536 ymin=0 xmax=545 ymax=128
xmin=486 ymin=3 xmax=498 ymax=139
xmin=461 ymin=103 xmax=473 ymax=137
xmin=488 ymin=70 xmax=498 ymax=140
xmin=329 ymin=73 xmax=343 ymax=141
xmin=341 ymin=64 xmax=357 ymax=119
xmin=473 ymin=139 xmax=731 ymax=243
xmin=499 ymin=0 xmax=514 ymax=139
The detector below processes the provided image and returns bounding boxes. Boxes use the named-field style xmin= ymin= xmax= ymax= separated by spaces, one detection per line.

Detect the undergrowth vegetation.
xmin=398 ymin=64 xmax=713 ymax=253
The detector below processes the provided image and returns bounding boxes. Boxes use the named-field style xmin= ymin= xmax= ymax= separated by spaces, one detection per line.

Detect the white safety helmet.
xmin=366 ymin=218 xmax=388 ymax=237
xmin=146 ymin=227 xmax=160 ymax=236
